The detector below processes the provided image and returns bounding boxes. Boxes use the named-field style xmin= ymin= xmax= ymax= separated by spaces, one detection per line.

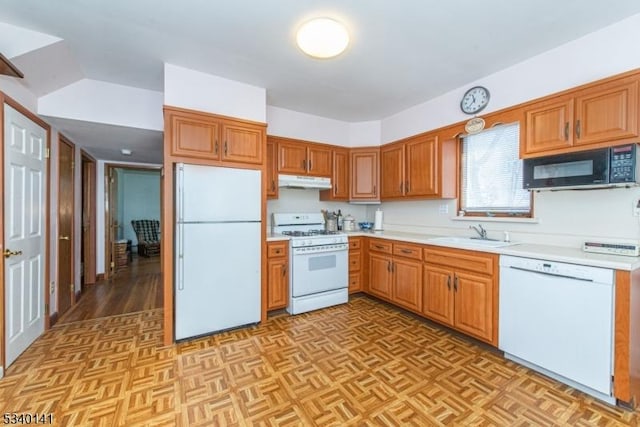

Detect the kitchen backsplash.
xmin=270 ymin=186 xmax=640 ymax=248
xmin=375 ymin=187 xmax=640 ymax=248
xmin=267 ymin=188 xmax=370 ymax=229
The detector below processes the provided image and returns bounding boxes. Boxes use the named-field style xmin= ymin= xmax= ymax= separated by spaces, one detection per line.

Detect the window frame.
xmin=457 ymin=122 xmax=533 ymax=218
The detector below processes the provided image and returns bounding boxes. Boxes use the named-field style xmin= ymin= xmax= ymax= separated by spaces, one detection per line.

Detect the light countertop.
xmin=267 ymin=230 xmax=640 ymax=271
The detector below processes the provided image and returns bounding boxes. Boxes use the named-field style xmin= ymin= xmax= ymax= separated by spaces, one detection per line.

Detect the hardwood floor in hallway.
xmin=1 ymin=296 xmax=637 ymax=426
xmin=59 ymin=255 xmax=162 ymax=324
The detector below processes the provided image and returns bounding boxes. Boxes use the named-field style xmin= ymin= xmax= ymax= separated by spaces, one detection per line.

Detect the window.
xmin=460 ymin=123 xmax=531 ymax=216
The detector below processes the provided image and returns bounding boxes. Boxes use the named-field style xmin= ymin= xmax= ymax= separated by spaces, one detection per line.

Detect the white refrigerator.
xmin=175 ymin=163 xmax=261 ymax=340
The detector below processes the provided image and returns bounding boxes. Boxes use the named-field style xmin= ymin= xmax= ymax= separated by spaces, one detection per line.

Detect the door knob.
xmin=59 ymin=235 xmax=70 ymax=240
xmin=3 ymin=249 xmax=23 ymax=258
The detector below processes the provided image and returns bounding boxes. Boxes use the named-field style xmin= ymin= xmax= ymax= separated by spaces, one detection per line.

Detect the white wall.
xmin=267 ymin=105 xmax=350 ymax=145
xmin=38 ymin=79 xmax=164 ymax=130
xmin=164 ymin=63 xmax=266 ymax=122
xmin=267 ymin=188 xmax=369 ymax=229
xmin=381 ymin=13 xmax=640 ymax=143
xmin=376 ymin=13 xmax=640 ymax=248
xmin=118 ymin=169 xmax=161 ymax=245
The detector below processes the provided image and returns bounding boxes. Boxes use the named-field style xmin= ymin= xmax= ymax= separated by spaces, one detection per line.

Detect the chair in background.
xmin=131 ymin=219 xmax=161 ymax=257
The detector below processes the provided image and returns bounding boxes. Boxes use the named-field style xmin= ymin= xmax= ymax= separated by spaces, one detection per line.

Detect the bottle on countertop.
xmin=337 ymin=209 xmax=343 ymax=231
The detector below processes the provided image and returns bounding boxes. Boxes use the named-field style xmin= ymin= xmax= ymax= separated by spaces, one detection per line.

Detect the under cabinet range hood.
xmin=278 ymin=174 xmax=332 ymax=189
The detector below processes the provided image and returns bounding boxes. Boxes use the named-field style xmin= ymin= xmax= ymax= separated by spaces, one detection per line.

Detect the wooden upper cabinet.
xmin=266 ymin=139 xmax=278 ymax=199
xmin=307 ymin=145 xmax=332 ymax=177
xmin=170 ymin=114 xmax=221 ymax=160
xmin=320 ymin=147 xmax=349 ymax=201
xmin=405 ymin=134 xmax=438 ymax=196
xmin=380 ymin=132 xmax=451 ymax=200
xmin=380 ymin=143 xmax=404 ymax=198
xmin=277 ymin=140 xmax=308 ymax=174
xmin=275 ymin=138 xmax=332 ymax=177
xmin=522 ymin=75 xmax=640 ymax=157
xmin=575 ymin=79 xmax=638 ymax=146
xmin=350 ymin=148 xmax=379 ymax=200
xmin=165 ymin=107 xmax=266 ymax=166
xmin=221 ymin=123 xmax=263 ymax=164
xmin=524 ymin=98 xmax=574 ymax=154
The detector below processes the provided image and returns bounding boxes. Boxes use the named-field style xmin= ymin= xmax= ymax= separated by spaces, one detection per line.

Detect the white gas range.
xmin=272 ymin=213 xmax=349 ymax=315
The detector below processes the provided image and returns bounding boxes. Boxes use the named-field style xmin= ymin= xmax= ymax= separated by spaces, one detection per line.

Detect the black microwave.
xmin=523 ymin=144 xmax=640 ymax=190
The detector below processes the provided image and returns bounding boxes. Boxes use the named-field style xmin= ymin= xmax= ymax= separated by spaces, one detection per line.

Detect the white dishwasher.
xmin=499 ymin=255 xmax=615 ymax=404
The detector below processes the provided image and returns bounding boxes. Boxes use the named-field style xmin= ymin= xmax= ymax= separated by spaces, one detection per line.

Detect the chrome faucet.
xmin=470 ymin=224 xmax=488 ymax=240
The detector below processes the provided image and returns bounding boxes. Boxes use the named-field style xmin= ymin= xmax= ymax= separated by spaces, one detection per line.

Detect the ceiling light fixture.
xmin=296 ymin=18 xmax=350 ymax=59
xmin=120 ymin=148 xmax=132 ymax=156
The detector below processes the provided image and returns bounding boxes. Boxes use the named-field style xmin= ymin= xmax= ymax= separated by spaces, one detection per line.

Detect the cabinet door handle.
xmin=224 ymin=141 xmax=228 ymax=155
xmin=576 ymin=120 xmax=581 ymax=139
xmin=564 ymin=122 xmax=569 ymax=141
xmin=405 ymin=180 xmax=410 ymax=193
xmin=215 ymin=140 xmax=219 ymax=154
xmin=387 ymin=260 xmax=391 ymax=272
xmin=282 ymin=265 xmax=287 ymax=277
xmin=447 ymin=275 xmax=451 ymax=290
xmin=271 ymin=180 xmax=275 ymax=191
xmin=302 ymin=159 xmax=307 ymax=170
xmin=373 ymin=185 xmax=377 ymax=196
xmin=400 ymin=182 xmax=403 ymax=193
xmin=453 ymin=275 xmax=458 ymax=292
xmin=309 ymin=160 xmax=312 ymax=171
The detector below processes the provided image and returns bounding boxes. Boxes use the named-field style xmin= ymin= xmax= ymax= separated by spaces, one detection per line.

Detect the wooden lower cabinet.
xmin=348 ymin=237 xmax=363 ymax=293
xmin=422 ymin=264 xmax=454 ymax=325
xmin=266 ymin=241 xmax=289 ymax=311
xmin=391 ymin=257 xmax=422 ymax=312
xmin=368 ymin=252 xmax=392 ymax=299
xmin=368 ymin=239 xmax=422 ymax=312
xmin=423 ymin=246 xmax=498 ymax=346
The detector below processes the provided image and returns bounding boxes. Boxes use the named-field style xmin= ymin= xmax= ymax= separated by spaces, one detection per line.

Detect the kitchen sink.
xmin=427 ymin=236 xmax=518 ymax=248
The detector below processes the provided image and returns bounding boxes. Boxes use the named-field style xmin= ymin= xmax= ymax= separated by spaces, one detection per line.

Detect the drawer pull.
xmin=375 ymin=245 xmax=385 ymax=250
xmin=400 ymin=249 xmax=413 ymax=254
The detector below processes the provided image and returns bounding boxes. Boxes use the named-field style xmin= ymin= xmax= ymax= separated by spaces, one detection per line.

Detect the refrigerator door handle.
xmin=177 ymin=163 xmax=184 ymax=222
xmin=177 ymin=223 xmax=185 ymax=291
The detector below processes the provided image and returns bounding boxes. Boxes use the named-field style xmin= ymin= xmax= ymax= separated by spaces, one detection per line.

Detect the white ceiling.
xmin=2 ymin=1 xmax=640 ymax=161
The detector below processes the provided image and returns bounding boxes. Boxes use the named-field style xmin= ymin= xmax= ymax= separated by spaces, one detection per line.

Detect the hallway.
xmin=59 ymin=256 xmax=162 ymax=324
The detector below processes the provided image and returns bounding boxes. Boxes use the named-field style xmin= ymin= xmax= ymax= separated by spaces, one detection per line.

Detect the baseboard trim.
xmin=49 ymin=311 xmax=59 ymax=327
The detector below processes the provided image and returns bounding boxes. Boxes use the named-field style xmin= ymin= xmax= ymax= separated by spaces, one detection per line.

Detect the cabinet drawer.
xmin=267 ymin=241 xmax=288 ymax=258
xmin=424 ymin=246 xmax=495 ymax=275
xmin=393 ymin=242 xmax=423 ymax=260
xmin=349 ymin=272 xmax=362 ymax=293
xmin=349 ymin=251 xmax=361 ymax=272
xmin=369 ymin=239 xmax=393 ymax=254
xmin=349 ymin=238 xmax=362 ymax=250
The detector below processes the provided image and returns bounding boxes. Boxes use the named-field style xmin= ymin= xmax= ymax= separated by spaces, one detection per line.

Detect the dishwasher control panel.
xmin=500 ymin=255 xmax=614 ymax=284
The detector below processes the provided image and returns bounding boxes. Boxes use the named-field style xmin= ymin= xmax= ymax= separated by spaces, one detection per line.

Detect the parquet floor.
xmin=2 ymin=296 xmax=638 ymax=426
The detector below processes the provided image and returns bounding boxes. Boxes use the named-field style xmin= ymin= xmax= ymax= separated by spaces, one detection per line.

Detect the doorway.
xmin=80 ymin=152 xmax=97 ymax=288
xmin=57 ymin=135 xmax=74 ymax=318
xmin=105 ymin=164 xmax=162 ymax=278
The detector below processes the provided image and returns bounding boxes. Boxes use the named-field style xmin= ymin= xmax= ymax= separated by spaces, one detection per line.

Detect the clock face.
xmin=460 ymin=86 xmax=490 ymax=115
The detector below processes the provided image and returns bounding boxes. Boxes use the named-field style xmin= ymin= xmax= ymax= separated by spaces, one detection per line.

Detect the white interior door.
xmin=4 ymin=104 xmax=46 ymax=367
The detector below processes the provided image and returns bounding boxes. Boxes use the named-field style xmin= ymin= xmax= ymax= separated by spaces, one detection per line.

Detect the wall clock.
xmin=460 ymin=86 xmax=490 ymax=115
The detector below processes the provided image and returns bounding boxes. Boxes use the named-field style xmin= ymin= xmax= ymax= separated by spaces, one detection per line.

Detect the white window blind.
xmin=461 ymin=123 xmax=530 ymax=215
